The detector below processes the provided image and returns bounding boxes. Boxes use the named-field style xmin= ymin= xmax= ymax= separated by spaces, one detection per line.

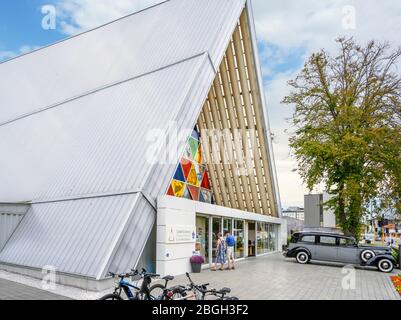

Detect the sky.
xmin=1 ymin=0 xmax=401 ymax=209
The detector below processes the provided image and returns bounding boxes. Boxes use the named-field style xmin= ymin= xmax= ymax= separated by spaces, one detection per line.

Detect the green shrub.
xmin=392 ymin=247 xmax=400 ymax=263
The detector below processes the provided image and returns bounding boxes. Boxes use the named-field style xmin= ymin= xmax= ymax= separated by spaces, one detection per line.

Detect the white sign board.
xmin=166 ymin=225 xmax=196 ymax=243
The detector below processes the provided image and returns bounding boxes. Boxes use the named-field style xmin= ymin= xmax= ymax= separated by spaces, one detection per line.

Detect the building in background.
xmin=282 ymin=206 xmax=304 ymax=221
xmin=304 ymin=193 xmax=337 ymax=229
xmin=282 ymin=206 xmax=305 ymax=234
xmin=0 ymin=0 xmax=286 ymax=290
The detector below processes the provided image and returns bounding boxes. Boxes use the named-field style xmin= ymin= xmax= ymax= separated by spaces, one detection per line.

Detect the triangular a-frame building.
xmin=0 ymin=0 xmax=284 ymax=289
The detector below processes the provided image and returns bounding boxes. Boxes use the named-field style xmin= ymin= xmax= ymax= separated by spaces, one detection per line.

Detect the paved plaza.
xmin=167 ymin=253 xmax=400 ymax=300
xmin=0 ymin=253 xmax=399 ymax=300
xmin=0 ymin=278 xmax=70 ymax=300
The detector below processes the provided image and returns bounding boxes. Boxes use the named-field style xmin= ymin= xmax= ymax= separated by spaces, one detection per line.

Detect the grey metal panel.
xmin=0 ymin=0 xmax=245 ymax=125
xmin=0 ymin=214 xmax=23 ymax=252
xmin=0 ymin=203 xmax=30 ymax=215
xmin=0 ymin=55 xmax=206 ymax=203
xmin=107 ymin=195 xmax=156 ymax=277
xmin=0 ymin=194 xmax=139 ymax=278
xmin=0 ymin=204 xmax=29 ymax=251
xmin=304 ymin=194 xmax=322 ymax=228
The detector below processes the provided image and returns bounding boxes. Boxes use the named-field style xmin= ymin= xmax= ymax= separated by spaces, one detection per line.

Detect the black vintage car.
xmin=285 ymin=232 xmax=398 ymax=273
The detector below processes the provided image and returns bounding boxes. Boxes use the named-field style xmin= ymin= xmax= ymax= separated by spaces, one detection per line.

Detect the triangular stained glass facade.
xmin=166 ymin=127 xmax=212 ymax=204
xmin=171 ymin=180 xmax=186 ymax=197
xmin=191 ymin=129 xmax=200 ymax=141
xmin=201 ymin=171 xmax=211 ymax=190
xmin=188 ymin=137 xmax=199 ymax=160
xmin=195 ymin=145 xmax=202 ymax=164
xmin=188 ymin=185 xmax=200 ymax=201
xmin=182 ymin=186 xmax=191 ymax=199
xmin=167 ymin=185 xmax=174 ymax=196
xmin=173 ymin=164 xmax=186 ymax=182
xmin=181 ymin=158 xmax=192 ymax=179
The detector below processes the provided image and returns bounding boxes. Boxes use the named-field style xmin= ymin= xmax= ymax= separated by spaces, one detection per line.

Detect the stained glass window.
xmin=167 ymin=128 xmax=213 ymax=204
xmin=171 ymin=180 xmax=186 ymax=198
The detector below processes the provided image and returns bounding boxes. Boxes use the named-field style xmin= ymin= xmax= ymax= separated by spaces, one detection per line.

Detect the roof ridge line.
xmin=0 ymin=51 xmax=207 ymax=128
xmin=0 ymin=0 xmax=171 ymax=66
xmin=28 ymin=188 xmax=157 ymax=208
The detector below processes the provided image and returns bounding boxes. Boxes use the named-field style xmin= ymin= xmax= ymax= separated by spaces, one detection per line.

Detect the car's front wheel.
xmin=295 ymin=251 xmax=310 ymax=264
xmin=361 ymin=249 xmax=375 ymax=262
xmin=377 ymin=258 xmax=394 ymax=273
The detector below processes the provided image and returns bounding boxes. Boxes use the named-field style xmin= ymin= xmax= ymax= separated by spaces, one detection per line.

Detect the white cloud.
xmin=0 ymin=45 xmax=40 ymax=62
xmin=252 ymin=0 xmax=401 ymax=207
xmin=253 ymin=0 xmax=401 ymax=55
xmin=56 ymin=0 xmax=163 ymax=35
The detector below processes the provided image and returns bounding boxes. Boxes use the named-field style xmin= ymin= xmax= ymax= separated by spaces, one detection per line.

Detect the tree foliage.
xmin=283 ymin=38 xmax=401 ymax=239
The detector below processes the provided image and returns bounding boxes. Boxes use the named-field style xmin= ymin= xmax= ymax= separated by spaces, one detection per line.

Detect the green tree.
xmin=283 ymin=38 xmax=401 ymax=240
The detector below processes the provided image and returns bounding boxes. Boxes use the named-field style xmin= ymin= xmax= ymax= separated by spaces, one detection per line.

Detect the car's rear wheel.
xmin=295 ymin=251 xmax=310 ymax=264
xmin=377 ymin=258 xmax=394 ymax=273
xmin=361 ymin=249 xmax=375 ymax=262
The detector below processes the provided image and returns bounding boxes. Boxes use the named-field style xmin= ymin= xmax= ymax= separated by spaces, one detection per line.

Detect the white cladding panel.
xmin=0 ymin=0 xmax=245 ymax=124
xmin=0 ymin=194 xmax=139 ymax=278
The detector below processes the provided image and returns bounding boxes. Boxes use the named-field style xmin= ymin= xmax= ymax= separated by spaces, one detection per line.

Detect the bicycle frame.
xmin=115 ymin=279 xmax=141 ymax=300
xmin=174 ymin=273 xmax=233 ymax=300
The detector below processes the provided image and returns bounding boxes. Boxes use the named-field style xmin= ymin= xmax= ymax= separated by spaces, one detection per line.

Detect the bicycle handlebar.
xmin=129 ymin=268 xmax=160 ymax=278
xmin=108 ymin=271 xmax=137 ymax=279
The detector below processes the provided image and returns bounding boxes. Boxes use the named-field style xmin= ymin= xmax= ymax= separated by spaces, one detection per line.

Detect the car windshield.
xmin=339 ymin=237 xmax=356 ymax=246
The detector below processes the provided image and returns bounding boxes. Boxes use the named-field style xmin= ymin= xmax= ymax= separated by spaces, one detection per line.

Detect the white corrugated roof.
xmin=0 ymin=0 xmax=247 ymax=278
xmin=0 ymin=0 xmax=245 ymax=125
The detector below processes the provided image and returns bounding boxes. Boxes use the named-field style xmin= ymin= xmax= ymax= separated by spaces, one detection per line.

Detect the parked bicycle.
xmin=148 ymin=275 xmax=185 ymax=300
xmin=99 ymin=268 xmax=161 ymax=300
xmin=167 ymin=273 xmax=238 ymax=300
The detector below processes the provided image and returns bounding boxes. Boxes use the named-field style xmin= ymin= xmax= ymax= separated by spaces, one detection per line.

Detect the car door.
xmin=315 ymin=235 xmax=338 ymax=262
xmin=297 ymin=234 xmax=317 ymax=258
xmin=337 ymin=237 xmax=360 ymax=264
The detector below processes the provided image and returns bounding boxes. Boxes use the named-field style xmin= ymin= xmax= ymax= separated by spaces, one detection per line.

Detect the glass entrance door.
xmin=223 ymin=218 xmax=232 ymax=235
xmin=195 ymin=215 xmax=209 ymax=264
xmin=234 ymin=220 xmax=244 ymax=258
xmin=212 ymin=217 xmax=222 ymax=263
xmin=247 ymin=222 xmax=256 ymax=257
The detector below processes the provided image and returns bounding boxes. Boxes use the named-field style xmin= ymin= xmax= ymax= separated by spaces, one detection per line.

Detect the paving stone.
xmin=0 ymin=279 xmax=71 ymax=300
xmin=164 ymin=253 xmax=401 ymax=300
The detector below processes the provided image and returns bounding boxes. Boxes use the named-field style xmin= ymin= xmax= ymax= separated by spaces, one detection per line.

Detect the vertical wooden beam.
xmin=208 ymin=87 xmax=237 ymax=208
xmin=226 ymin=40 xmax=261 ymax=214
xmin=198 ymin=109 xmax=223 ymax=206
xmin=240 ymin=12 xmax=278 ymax=216
xmin=202 ymin=96 xmax=230 ymax=208
xmin=219 ymin=59 xmax=250 ymax=212
xmin=212 ymin=74 xmax=245 ymax=210
xmin=232 ymin=26 xmax=270 ymax=215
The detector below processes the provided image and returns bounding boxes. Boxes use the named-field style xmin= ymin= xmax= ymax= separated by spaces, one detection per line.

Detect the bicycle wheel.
xmin=99 ymin=293 xmax=123 ymax=300
xmin=149 ymin=284 xmax=166 ymax=300
xmin=171 ymin=287 xmax=186 ymax=300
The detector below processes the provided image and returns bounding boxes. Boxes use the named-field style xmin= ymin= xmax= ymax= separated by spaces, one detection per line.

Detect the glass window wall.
xmin=234 ymin=220 xmax=244 ymax=258
xmin=195 ymin=216 xmax=209 ymax=264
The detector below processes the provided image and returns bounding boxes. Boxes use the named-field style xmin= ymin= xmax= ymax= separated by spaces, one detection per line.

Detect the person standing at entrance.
xmin=212 ymin=233 xmax=226 ymax=271
xmin=225 ymin=231 xmax=235 ymax=270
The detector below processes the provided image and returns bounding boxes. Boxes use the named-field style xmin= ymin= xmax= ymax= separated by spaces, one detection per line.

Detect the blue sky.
xmin=0 ymin=1 xmax=63 ymax=56
xmin=1 ymin=0 xmax=401 ymax=208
